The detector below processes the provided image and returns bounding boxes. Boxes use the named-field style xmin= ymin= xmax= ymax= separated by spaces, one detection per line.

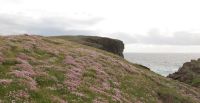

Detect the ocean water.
xmin=124 ymin=53 xmax=200 ymax=76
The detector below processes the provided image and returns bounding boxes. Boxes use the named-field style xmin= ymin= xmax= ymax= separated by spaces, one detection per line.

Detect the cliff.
xmin=168 ymin=59 xmax=200 ymax=88
xmin=52 ymin=36 xmax=124 ymax=57
xmin=0 ymin=35 xmax=199 ymax=103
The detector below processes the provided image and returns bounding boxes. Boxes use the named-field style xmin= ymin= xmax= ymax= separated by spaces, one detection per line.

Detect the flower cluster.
xmin=0 ymin=79 xmax=12 ymax=85
xmin=93 ymin=97 xmax=108 ymax=103
xmin=9 ymin=58 xmax=37 ymax=90
xmin=17 ymin=53 xmax=31 ymax=61
xmin=52 ymin=96 xmax=68 ymax=103
xmin=8 ymin=90 xmax=29 ymax=101
xmin=63 ymin=56 xmax=80 ymax=67
xmin=64 ymin=66 xmax=83 ymax=91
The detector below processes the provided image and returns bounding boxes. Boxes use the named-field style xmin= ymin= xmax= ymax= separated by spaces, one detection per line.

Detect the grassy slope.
xmin=51 ymin=36 xmax=106 ymax=50
xmin=0 ymin=35 xmax=199 ymax=103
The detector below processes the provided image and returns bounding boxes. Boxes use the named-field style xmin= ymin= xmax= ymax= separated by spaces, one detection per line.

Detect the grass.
xmin=191 ymin=77 xmax=200 ymax=86
xmin=42 ymin=38 xmax=63 ymax=45
xmin=83 ymin=69 xmax=97 ymax=79
xmin=30 ymin=89 xmax=52 ymax=103
xmin=0 ymin=58 xmax=20 ymax=78
xmin=48 ymin=69 xmax=65 ymax=82
xmin=120 ymin=74 xmax=158 ymax=103
xmin=2 ymin=58 xmax=20 ymax=66
xmin=0 ymin=80 xmax=26 ymax=99
xmin=35 ymin=76 xmax=57 ymax=87
xmin=157 ymin=87 xmax=194 ymax=103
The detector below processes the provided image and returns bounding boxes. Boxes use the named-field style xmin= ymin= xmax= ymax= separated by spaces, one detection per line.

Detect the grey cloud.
xmin=111 ymin=29 xmax=200 ymax=45
xmin=139 ymin=30 xmax=200 ymax=45
xmin=0 ymin=14 xmax=102 ymax=36
xmin=109 ymin=32 xmax=138 ymax=43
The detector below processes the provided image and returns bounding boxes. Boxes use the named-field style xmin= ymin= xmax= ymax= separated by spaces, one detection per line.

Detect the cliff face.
xmin=168 ymin=59 xmax=200 ymax=88
xmin=52 ymin=36 xmax=124 ymax=57
xmin=0 ymin=35 xmax=199 ymax=103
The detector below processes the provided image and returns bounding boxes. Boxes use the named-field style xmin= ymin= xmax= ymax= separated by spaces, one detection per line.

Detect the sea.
xmin=124 ymin=53 xmax=200 ymax=77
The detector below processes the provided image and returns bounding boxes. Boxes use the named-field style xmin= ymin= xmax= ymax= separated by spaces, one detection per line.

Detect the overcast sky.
xmin=1 ymin=0 xmax=200 ymax=53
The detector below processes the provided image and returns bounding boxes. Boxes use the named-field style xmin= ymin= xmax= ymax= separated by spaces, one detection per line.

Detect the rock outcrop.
xmin=52 ymin=36 xmax=125 ymax=57
xmin=168 ymin=59 xmax=200 ymax=88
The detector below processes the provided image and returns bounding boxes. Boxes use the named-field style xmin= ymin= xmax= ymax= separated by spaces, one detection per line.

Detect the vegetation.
xmin=0 ymin=35 xmax=199 ymax=103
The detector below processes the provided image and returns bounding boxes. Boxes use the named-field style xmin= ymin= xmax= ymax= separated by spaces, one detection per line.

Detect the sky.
xmin=0 ymin=0 xmax=200 ymax=53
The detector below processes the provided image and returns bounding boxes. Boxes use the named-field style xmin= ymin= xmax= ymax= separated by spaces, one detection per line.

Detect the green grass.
xmin=191 ymin=77 xmax=200 ymax=86
xmin=22 ymin=46 xmax=56 ymax=60
xmin=0 ymin=58 xmax=20 ymax=78
xmin=30 ymin=89 xmax=52 ymax=103
xmin=0 ymin=80 xmax=26 ymax=98
xmin=53 ymin=86 xmax=88 ymax=103
xmin=2 ymin=58 xmax=20 ymax=66
xmin=120 ymin=75 xmax=157 ymax=103
xmin=157 ymin=87 xmax=194 ymax=103
xmin=42 ymin=38 xmax=63 ymax=45
xmin=83 ymin=69 xmax=97 ymax=79
xmin=35 ymin=76 xmax=57 ymax=87
xmin=0 ymin=65 xmax=11 ymax=78
xmin=48 ymin=69 xmax=65 ymax=82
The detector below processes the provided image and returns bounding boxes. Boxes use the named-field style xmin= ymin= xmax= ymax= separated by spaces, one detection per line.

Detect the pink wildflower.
xmin=17 ymin=53 xmax=30 ymax=60
xmin=10 ymin=70 xmax=34 ymax=78
xmin=52 ymin=96 xmax=68 ymax=103
xmin=72 ymin=92 xmax=85 ymax=97
xmin=63 ymin=56 xmax=77 ymax=66
xmin=114 ymin=88 xmax=122 ymax=98
xmin=26 ymin=77 xmax=37 ymax=90
xmin=93 ymin=97 xmax=108 ymax=103
xmin=0 ymin=79 xmax=12 ymax=85
xmin=63 ymin=56 xmax=85 ymax=70
xmin=102 ymin=82 xmax=111 ymax=90
xmin=8 ymin=90 xmax=29 ymax=99
xmin=16 ymin=90 xmax=30 ymax=99
xmin=64 ymin=66 xmax=83 ymax=91
xmin=9 ymin=62 xmax=37 ymax=90
xmin=0 ymin=56 xmax=4 ymax=63
xmin=16 ymin=63 xmax=36 ymax=76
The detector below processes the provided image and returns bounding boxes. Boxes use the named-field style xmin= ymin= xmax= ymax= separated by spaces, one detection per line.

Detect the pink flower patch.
xmin=102 ymin=82 xmax=111 ymax=90
xmin=17 ymin=53 xmax=30 ymax=61
xmin=13 ymin=58 xmax=36 ymax=77
xmin=52 ymin=96 xmax=68 ymax=103
xmin=26 ymin=77 xmax=37 ymax=90
xmin=0 ymin=79 xmax=12 ymax=85
xmin=9 ymin=60 xmax=37 ymax=90
xmin=93 ymin=97 xmax=108 ymax=103
xmin=114 ymin=88 xmax=122 ymax=99
xmin=16 ymin=90 xmax=30 ymax=99
xmin=64 ymin=66 xmax=83 ymax=91
xmin=72 ymin=92 xmax=85 ymax=97
xmin=63 ymin=56 xmax=85 ymax=70
xmin=0 ymin=56 xmax=4 ymax=63
xmin=90 ymin=87 xmax=122 ymax=102
xmin=15 ymin=63 xmax=36 ymax=76
xmin=63 ymin=56 xmax=77 ymax=66
xmin=10 ymin=70 xmax=34 ymax=78
xmin=8 ymin=90 xmax=29 ymax=100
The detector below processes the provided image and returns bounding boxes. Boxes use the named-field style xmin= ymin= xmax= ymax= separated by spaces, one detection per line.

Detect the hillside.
xmin=0 ymin=35 xmax=199 ymax=103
